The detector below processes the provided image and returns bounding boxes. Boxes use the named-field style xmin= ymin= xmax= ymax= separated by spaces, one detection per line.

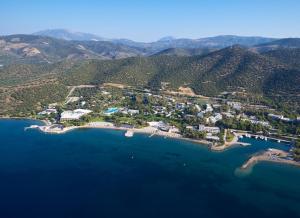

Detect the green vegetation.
xmin=226 ymin=131 xmax=235 ymax=142
xmin=216 ymin=118 xmax=269 ymax=134
xmin=7 ymin=83 xmax=68 ymax=116
xmin=182 ymin=128 xmax=206 ymax=140
xmin=1 ymin=36 xmax=300 ymax=118
xmin=293 ymin=139 xmax=300 ymax=161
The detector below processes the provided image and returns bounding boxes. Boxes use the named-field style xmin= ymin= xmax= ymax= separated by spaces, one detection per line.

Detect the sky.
xmin=0 ymin=0 xmax=299 ymax=42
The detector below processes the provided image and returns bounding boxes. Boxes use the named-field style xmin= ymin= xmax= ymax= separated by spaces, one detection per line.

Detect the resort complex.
xmin=23 ymin=83 xmax=300 ymax=168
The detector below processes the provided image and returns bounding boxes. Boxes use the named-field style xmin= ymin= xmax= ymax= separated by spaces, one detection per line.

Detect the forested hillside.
xmin=61 ymin=45 xmax=297 ymax=97
xmin=1 ymin=38 xmax=300 ymax=115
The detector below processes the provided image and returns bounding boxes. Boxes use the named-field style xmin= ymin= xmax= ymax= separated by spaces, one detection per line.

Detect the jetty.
xmin=241 ymin=148 xmax=300 ymax=170
xmin=24 ymin=125 xmax=39 ymax=131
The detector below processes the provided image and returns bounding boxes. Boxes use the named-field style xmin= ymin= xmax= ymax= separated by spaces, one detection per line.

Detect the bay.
xmin=0 ymin=119 xmax=299 ymax=218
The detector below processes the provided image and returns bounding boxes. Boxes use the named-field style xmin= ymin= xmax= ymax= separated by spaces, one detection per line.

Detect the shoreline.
xmin=3 ymin=117 xmax=299 ymax=168
xmin=35 ymin=122 xmax=214 ymax=147
xmin=211 ymin=132 xmax=250 ymax=151
xmin=0 ymin=116 xmax=49 ymax=125
xmin=1 ymin=117 xmax=293 ymax=153
xmin=240 ymin=149 xmax=300 ymax=170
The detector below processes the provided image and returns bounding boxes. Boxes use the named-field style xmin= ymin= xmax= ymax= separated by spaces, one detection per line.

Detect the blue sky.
xmin=0 ymin=0 xmax=299 ymax=41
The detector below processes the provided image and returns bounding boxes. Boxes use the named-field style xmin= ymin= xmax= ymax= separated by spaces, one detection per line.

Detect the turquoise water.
xmin=105 ymin=107 xmax=119 ymax=114
xmin=0 ymin=119 xmax=300 ymax=218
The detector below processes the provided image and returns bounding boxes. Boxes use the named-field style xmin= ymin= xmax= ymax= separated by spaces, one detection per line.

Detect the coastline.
xmin=35 ymin=122 xmax=214 ymax=146
xmin=0 ymin=116 xmax=49 ymax=125
xmin=240 ymin=149 xmax=300 ymax=170
xmin=2 ymin=117 xmax=293 ymax=154
xmin=211 ymin=132 xmax=250 ymax=151
xmin=23 ymin=120 xmax=217 ymax=147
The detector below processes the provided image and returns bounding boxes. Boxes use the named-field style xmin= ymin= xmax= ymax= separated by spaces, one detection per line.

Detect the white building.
xmin=38 ymin=108 xmax=57 ymax=116
xmin=249 ymin=120 xmax=270 ymax=127
xmin=198 ymin=125 xmax=220 ymax=134
xmin=148 ymin=121 xmax=170 ymax=131
xmin=268 ymin=113 xmax=291 ymax=122
xmin=206 ymin=113 xmax=222 ymax=124
xmin=60 ymin=109 xmax=92 ymax=121
xmin=222 ymin=112 xmax=234 ymax=118
xmin=205 ymin=135 xmax=220 ymax=141
xmin=128 ymin=109 xmax=139 ymax=115
xmin=227 ymin=101 xmax=242 ymax=110
xmin=268 ymin=113 xmax=283 ymax=120
xmin=205 ymin=104 xmax=213 ymax=113
xmin=195 ymin=104 xmax=201 ymax=112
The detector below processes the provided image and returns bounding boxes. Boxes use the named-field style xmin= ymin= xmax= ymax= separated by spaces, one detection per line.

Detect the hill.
xmin=152 ymin=47 xmax=217 ymax=57
xmin=33 ymin=29 xmax=106 ymax=41
xmin=113 ymin=35 xmax=277 ymax=54
xmin=61 ymin=45 xmax=297 ymax=97
xmin=263 ymin=48 xmax=300 ymax=68
xmin=34 ymin=30 xmax=277 ymax=53
xmin=0 ymin=34 xmax=144 ymax=64
xmin=251 ymin=38 xmax=300 ymax=53
xmin=1 ymin=43 xmax=300 ymax=115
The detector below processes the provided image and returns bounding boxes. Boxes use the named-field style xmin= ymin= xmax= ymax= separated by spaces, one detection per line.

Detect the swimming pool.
xmin=104 ymin=107 xmax=119 ymax=115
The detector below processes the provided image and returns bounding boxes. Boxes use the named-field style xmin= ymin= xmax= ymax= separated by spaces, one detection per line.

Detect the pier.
xmin=24 ymin=125 xmax=40 ymax=131
xmin=236 ymin=132 xmax=291 ymax=144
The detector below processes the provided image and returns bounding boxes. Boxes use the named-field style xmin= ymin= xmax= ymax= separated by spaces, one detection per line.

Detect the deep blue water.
xmin=0 ymin=119 xmax=300 ymax=218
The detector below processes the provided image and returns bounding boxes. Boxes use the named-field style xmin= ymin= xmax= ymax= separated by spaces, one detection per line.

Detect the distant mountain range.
xmin=33 ymin=29 xmax=106 ymax=41
xmin=0 ymin=30 xmax=299 ymax=64
xmin=251 ymin=38 xmax=300 ymax=53
xmin=0 ymin=34 xmax=144 ymax=64
xmin=33 ymin=29 xmax=277 ymax=53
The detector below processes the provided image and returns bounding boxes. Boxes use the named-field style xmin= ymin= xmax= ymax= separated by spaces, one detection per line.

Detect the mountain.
xmin=0 ymin=34 xmax=144 ymax=64
xmin=152 ymin=47 xmax=217 ymax=57
xmin=251 ymin=38 xmax=300 ymax=53
xmin=2 ymin=44 xmax=300 ymax=115
xmin=263 ymin=48 xmax=300 ymax=68
xmin=60 ymin=45 xmax=298 ymax=98
xmin=112 ymin=35 xmax=277 ymax=54
xmin=33 ymin=29 xmax=106 ymax=41
xmin=33 ymin=29 xmax=277 ymax=52
xmin=0 ymin=42 xmax=294 ymax=96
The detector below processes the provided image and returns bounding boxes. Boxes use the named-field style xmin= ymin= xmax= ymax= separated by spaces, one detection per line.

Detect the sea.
xmin=0 ymin=119 xmax=300 ymax=218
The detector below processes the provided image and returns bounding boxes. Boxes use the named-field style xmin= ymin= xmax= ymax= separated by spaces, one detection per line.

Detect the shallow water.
xmin=0 ymin=119 xmax=299 ymax=218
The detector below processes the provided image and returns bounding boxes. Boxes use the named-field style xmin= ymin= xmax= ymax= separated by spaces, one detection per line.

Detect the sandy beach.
xmin=28 ymin=121 xmax=213 ymax=146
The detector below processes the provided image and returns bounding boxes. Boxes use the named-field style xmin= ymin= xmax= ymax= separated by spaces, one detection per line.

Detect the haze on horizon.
xmin=1 ymin=0 xmax=300 ymax=42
